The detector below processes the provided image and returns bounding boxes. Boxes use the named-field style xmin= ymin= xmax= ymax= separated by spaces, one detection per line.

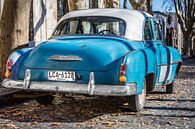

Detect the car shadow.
xmin=147 ymin=98 xmax=195 ymax=102
xmin=148 ymin=91 xmax=167 ymax=94
xmin=141 ymin=113 xmax=195 ymax=118
xmin=144 ymin=106 xmax=195 ymax=112
xmin=0 ymin=95 xmax=194 ymax=123
xmin=0 ymin=96 xmax=132 ymax=123
xmin=0 ymin=96 xmax=25 ymax=108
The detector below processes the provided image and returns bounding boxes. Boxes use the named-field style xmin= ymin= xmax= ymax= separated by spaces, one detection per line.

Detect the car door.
xmin=144 ymin=19 xmax=171 ymax=85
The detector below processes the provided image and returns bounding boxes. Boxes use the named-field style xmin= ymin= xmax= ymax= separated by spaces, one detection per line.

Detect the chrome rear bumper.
xmin=2 ymin=70 xmax=137 ymax=96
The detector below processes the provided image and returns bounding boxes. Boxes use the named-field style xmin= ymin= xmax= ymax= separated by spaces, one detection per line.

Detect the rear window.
xmin=52 ymin=16 xmax=126 ymax=37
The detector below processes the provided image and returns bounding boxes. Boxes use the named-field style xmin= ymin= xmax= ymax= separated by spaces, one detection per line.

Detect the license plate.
xmin=48 ymin=71 xmax=76 ymax=82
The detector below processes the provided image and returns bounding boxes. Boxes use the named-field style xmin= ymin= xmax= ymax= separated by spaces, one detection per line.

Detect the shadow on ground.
xmin=0 ymin=96 xmax=129 ymax=123
xmin=0 ymin=94 xmax=194 ymax=123
xmin=0 ymin=58 xmax=194 ymax=123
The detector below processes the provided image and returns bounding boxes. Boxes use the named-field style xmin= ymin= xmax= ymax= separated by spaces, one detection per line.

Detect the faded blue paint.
xmin=8 ymin=36 xmax=182 ymax=95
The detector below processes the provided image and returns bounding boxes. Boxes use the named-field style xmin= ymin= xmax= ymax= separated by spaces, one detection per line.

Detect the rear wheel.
xmin=36 ymin=95 xmax=54 ymax=105
xmin=127 ymin=80 xmax=146 ymax=112
xmin=166 ymin=82 xmax=175 ymax=93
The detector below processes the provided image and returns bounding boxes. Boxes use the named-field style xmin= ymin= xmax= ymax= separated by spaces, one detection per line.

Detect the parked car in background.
xmin=2 ymin=9 xmax=182 ymax=112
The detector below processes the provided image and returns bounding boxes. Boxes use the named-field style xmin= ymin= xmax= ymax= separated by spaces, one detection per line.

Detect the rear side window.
xmin=144 ymin=20 xmax=153 ymax=40
xmin=154 ymin=22 xmax=161 ymax=40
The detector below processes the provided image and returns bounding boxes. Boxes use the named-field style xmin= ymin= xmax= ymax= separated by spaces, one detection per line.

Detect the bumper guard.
xmin=2 ymin=69 xmax=137 ymax=96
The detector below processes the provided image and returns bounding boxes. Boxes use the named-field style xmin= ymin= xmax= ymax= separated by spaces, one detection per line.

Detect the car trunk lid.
xmin=24 ymin=36 xmax=134 ymax=71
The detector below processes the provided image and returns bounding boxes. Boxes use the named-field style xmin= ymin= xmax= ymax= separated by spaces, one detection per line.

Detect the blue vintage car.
xmin=2 ymin=9 xmax=182 ymax=111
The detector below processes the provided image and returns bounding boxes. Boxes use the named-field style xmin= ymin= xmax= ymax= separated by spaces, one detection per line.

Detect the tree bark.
xmin=67 ymin=0 xmax=78 ymax=11
xmin=0 ymin=0 xmax=5 ymax=20
xmin=192 ymin=34 xmax=195 ymax=56
xmin=12 ymin=0 xmax=32 ymax=49
xmin=0 ymin=0 xmax=16 ymax=77
xmin=173 ymin=0 xmax=194 ymax=55
xmin=183 ymin=32 xmax=192 ymax=55
xmin=67 ymin=0 xmax=118 ymax=11
xmin=104 ymin=0 xmax=114 ymax=8
xmin=146 ymin=0 xmax=152 ymax=15
xmin=123 ymin=0 xmax=127 ymax=8
xmin=0 ymin=0 xmax=31 ymax=77
xmin=192 ymin=24 xmax=195 ymax=56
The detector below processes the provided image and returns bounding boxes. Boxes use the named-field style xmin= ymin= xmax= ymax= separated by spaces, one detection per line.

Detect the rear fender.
xmin=164 ymin=47 xmax=182 ymax=83
xmin=8 ymin=48 xmax=33 ymax=80
xmin=123 ymin=49 xmax=157 ymax=94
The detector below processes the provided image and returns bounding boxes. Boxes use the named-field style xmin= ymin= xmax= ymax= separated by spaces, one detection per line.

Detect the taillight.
xmin=4 ymin=51 xmax=22 ymax=79
xmin=119 ymin=64 xmax=127 ymax=83
xmin=5 ymin=70 xmax=11 ymax=78
xmin=7 ymin=60 xmax=13 ymax=70
xmin=120 ymin=64 xmax=127 ymax=72
xmin=5 ymin=60 xmax=12 ymax=78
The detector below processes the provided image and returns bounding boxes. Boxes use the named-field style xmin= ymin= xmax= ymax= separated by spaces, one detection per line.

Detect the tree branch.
xmin=191 ymin=0 xmax=195 ymax=17
xmin=184 ymin=0 xmax=187 ymax=22
xmin=174 ymin=0 xmax=187 ymax=32
xmin=178 ymin=0 xmax=185 ymax=21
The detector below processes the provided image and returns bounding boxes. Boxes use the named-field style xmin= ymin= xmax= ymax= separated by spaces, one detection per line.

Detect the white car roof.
xmin=60 ymin=8 xmax=153 ymax=41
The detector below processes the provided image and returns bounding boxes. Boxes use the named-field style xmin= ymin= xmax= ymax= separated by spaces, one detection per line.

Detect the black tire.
xmin=127 ymin=80 xmax=146 ymax=112
xmin=166 ymin=82 xmax=175 ymax=94
xmin=36 ymin=95 xmax=54 ymax=105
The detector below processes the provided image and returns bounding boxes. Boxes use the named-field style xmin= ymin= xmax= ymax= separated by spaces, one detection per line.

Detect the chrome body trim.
xmin=49 ymin=55 xmax=83 ymax=61
xmin=2 ymin=70 xmax=137 ymax=96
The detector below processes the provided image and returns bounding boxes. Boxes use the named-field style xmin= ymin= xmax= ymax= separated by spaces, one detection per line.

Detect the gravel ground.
xmin=0 ymin=59 xmax=194 ymax=129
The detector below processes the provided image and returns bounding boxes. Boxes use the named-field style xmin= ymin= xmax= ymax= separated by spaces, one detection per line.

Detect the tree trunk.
xmin=183 ymin=32 xmax=191 ymax=55
xmin=123 ymin=0 xmax=127 ymax=8
xmin=173 ymin=0 xmax=194 ymax=56
xmin=0 ymin=0 xmax=5 ymax=20
xmin=104 ymin=0 xmax=114 ymax=8
xmin=67 ymin=0 xmax=118 ymax=11
xmin=67 ymin=0 xmax=78 ymax=11
xmin=192 ymin=25 xmax=195 ymax=56
xmin=12 ymin=0 xmax=32 ymax=49
xmin=0 ymin=0 xmax=16 ymax=77
xmin=0 ymin=0 xmax=31 ymax=77
xmin=192 ymin=38 xmax=195 ymax=56
xmin=146 ymin=0 xmax=152 ymax=15
xmin=192 ymin=36 xmax=195 ymax=56
xmin=68 ymin=0 xmax=88 ymax=11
